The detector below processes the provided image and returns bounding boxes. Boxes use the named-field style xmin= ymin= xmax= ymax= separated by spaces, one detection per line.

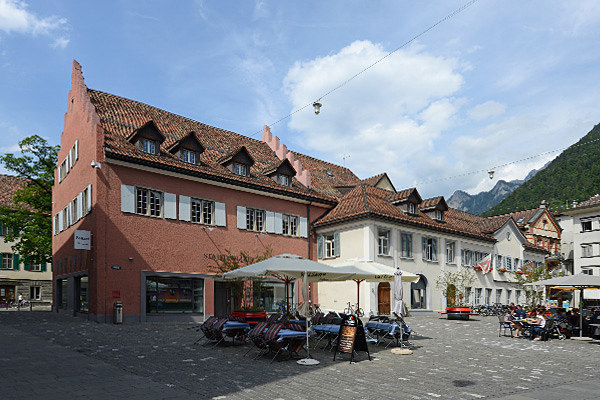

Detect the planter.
xmin=231 ymin=311 xmax=267 ymax=326
xmin=498 ymin=269 xmax=507 ymax=274
xmin=473 ymin=267 xmax=482 ymax=271
xmin=445 ymin=306 xmax=473 ymax=320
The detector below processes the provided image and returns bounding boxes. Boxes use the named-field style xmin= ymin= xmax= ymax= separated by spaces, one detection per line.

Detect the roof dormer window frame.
xmin=142 ymin=138 xmax=156 ymax=155
xmin=234 ymin=162 xmax=248 ymax=177
xmin=408 ymin=203 xmax=416 ymax=215
xmin=279 ymin=174 xmax=290 ymax=187
xmin=182 ymin=148 xmax=196 ymax=164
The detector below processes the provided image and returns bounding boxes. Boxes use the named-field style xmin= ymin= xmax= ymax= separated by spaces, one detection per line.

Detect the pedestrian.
xmin=18 ymin=293 xmax=24 ymax=306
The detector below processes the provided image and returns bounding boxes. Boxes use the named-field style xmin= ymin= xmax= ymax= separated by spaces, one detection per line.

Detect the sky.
xmin=1 ymin=0 xmax=600 ymax=199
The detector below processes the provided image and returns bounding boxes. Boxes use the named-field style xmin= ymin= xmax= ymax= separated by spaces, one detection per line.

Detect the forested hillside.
xmin=483 ymin=123 xmax=600 ymax=216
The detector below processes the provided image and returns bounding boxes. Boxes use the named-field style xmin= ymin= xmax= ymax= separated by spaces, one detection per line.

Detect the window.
xmin=495 ymin=289 xmax=502 ymax=304
xmin=474 ymin=288 xmax=482 ymax=304
xmin=582 ymin=220 xmax=592 ymax=232
xmin=191 ymin=198 xmax=214 ymax=225
xmin=142 ymin=138 xmax=156 ymax=154
xmin=62 ymin=207 xmax=68 ymax=229
xmin=59 ymin=159 xmax=68 ymax=181
xmin=136 ymin=187 xmax=162 ymax=217
xmin=446 ymin=241 xmax=455 ymax=264
xmin=506 ymin=256 xmax=512 ymax=271
xmin=182 ymin=149 xmax=196 ymax=164
xmin=0 ymin=225 xmax=8 ymax=236
xmin=245 ymin=208 xmax=264 ymax=231
xmin=234 ymin=163 xmax=247 ymax=176
xmin=30 ymin=286 xmax=41 ymax=301
xmin=408 ymin=203 xmax=416 ymax=214
xmin=282 ymin=214 xmax=298 ymax=236
xmin=279 ymin=175 xmax=290 ymax=186
xmin=485 ymin=288 xmax=492 ymax=305
xmin=506 ymin=289 xmax=512 ymax=305
xmin=378 ymin=228 xmax=391 ymax=256
xmin=81 ymin=186 xmax=89 ymax=217
xmin=422 ymin=236 xmax=438 ymax=262
xmin=1 ymin=253 xmax=13 ymax=269
xmin=462 ymin=249 xmax=474 ymax=266
xmin=435 ymin=210 xmax=443 ymax=221
xmin=515 ymin=290 xmax=522 ymax=305
xmin=496 ymin=254 xmax=502 ymax=270
xmin=400 ymin=233 xmax=413 ymax=258
xmin=464 ymin=287 xmax=472 ymax=304
xmin=325 ymin=234 xmax=336 ymax=258
xmin=582 ymin=244 xmax=593 ymax=258
xmin=514 ymin=258 xmax=520 ymax=270
xmin=30 ymin=259 xmax=42 ymax=272
xmin=72 ymin=197 xmax=78 ymax=223
xmin=146 ymin=277 xmax=204 ymax=314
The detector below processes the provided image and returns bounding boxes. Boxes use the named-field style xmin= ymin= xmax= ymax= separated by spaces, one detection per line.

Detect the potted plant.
xmin=498 ymin=268 xmax=508 ymax=273
xmin=436 ymin=268 xmax=476 ymax=320
xmin=473 ymin=265 xmax=482 ymax=271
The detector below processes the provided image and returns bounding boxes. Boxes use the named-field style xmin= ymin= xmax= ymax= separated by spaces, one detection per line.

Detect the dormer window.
xmin=435 ymin=210 xmax=444 ymax=221
xmin=409 ymin=203 xmax=416 ymax=214
xmin=279 ymin=175 xmax=290 ymax=186
xmin=182 ymin=149 xmax=196 ymax=164
xmin=142 ymin=138 xmax=156 ymax=155
xmin=234 ymin=163 xmax=247 ymax=176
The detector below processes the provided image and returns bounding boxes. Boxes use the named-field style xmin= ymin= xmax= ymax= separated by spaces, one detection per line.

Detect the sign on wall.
xmin=74 ymin=230 xmax=91 ymax=250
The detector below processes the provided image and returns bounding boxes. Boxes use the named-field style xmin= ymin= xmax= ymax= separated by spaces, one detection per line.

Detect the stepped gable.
xmin=315 ymin=185 xmax=494 ymax=241
xmin=289 ymin=151 xmax=361 ymax=198
xmin=88 ymin=89 xmax=340 ymax=203
xmin=0 ymin=174 xmax=27 ymax=207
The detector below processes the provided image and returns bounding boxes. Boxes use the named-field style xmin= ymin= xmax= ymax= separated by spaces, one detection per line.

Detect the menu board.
xmin=338 ymin=325 xmax=357 ymax=354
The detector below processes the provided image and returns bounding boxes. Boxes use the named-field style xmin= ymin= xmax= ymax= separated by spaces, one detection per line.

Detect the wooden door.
xmin=377 ymin=282 xmax=391 ymax=315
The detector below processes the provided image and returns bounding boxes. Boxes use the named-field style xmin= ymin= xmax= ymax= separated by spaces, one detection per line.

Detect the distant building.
xmin=0 ymin=174 xmax=53 ymax=307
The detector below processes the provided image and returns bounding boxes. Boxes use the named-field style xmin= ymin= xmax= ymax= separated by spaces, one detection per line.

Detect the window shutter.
xmin=58 ymin=166 xmax=62 ymax=183
xmin=86 ymin=184 xmax=92 ymax=213
xmin=333 ymin=232 xmax=340 ymax=257
xmin=317 ymin=235 xmax=324 ymax=259
xmin=422 ymin=237 xmax=427 ymax=260
xmin=51 ymin=217 xmax=55 ymax=236
xmin=274 ymin=213 xmax=283 ymax=234
xmin=66 ymin=154 xmax=70 ymax=173
xmin=266 ymin=211 xmax=275 ymax=233
xmin=179 ymin=195 xmax=191 ymax=221
xmin=237 ymin=206 xmax=246 ymax=229
xmin=432 ymin=238 xmax=438 ymax=261
xmin=41 ymin=263 xmax=47 ymax=272
xmin=77 ymin=192 xmax=83 ymax=220
xmin=13 ymin=254 xmax=19 ymax=270
xmin=299 ymin=217 xmax=308 ymax=238
xmin=75 ymin=139 xmax=79 ymax=161
xmin=58 ymin=210 xmax=64 ymax=231
xmin=215 ymin=202 xmax=226 ymax=226
xmin=163 ymin=192 xmax=177 ymax=219
xmin=68 ymin=203 xmax=73 ymax=227
xmin=121 ymin=185 xmax=135 ymax=213
xmin=24 ymin=255 xmax=30 ymax=271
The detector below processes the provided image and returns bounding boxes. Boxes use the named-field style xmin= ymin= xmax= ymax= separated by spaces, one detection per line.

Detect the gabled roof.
xmin=388 ymin=187 xmax=422 ymax=204
xmin=0 ymin=174 xmax=27 ymax=207
xmin=262 ymin=158 xmax=296 ymax=177
xmin=419 ymin=196 xmax=448 ymax=212
xmin=166 ymin=131 xmax=205 ymax=154
xmin=88 ymin=89 xmax=352 ymax=203
xmin=217 ymin=146 xmax=255 ymax=167
xmin=362 ymin=172 xmax=396 ymax=192
xmin=127 ymin=120 xmax=166 ymax=143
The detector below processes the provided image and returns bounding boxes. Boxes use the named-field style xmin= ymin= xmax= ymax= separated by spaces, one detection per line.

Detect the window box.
xmin=515 ymin=270 xmax=525 ymax=275
xmin=473 ymin=266 xmax=482 ymax=271
xmin=498 ymin=268 xmax=508 ymax=273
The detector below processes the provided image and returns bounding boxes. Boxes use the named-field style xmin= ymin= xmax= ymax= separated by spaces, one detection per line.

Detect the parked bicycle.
xmin=343 ymin=302 xmax=364 ymax=317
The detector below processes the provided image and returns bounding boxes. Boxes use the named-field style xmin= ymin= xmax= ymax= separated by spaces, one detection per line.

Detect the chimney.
xmin=540 ymin=200 xmax=548 ymax=209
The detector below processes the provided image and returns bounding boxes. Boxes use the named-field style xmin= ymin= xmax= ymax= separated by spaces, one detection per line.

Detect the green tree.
xmin=210 ymin=247 xmax=272 ymax=310
xmin=436 ymin=268 xmax=476 ymax=307
xmin=0 ymin=135 xmax=59 ymax=263
xmin=510 ymin=261 xmax=553 ymax=308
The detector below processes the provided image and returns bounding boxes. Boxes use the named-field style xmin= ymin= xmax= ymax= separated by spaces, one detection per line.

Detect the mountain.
xmin=447 ymin=179 xmax=523 ymax=215
xmin=483 ymin=123 xmax=600 ymax=216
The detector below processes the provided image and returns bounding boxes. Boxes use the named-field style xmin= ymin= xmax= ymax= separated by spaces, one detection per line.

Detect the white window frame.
xmin=1 ymin=253 xmax=13 ymax=269
xmin=182 ymin=149 xmax=196 ymax=164
xmin=136 ymin=187 xmax=163 ymax=217
xmin=30 ymin=286 xmax=41 ymax=301
xmin=325 ymin=234 xmax=336 ymax=258
xmin=582 ymin=244 xmax=593 ymax=258
xmin=142 ymin=138 xmax=156 ymax=155
xmin=474 ymin=288 xmax=482 ymax=305
xmin=581 ymin=220 xmax=592 ymax=232
xmin=246 ymin=208 xmax=265 ymax=232
xmin=377 ymin=228 xmax=391 ymax=256
xmin=400 ymin=232 xmax=413 ymax=258
xmin=446 ymin=241 xmax=455 ymax=264
xmin=0 ymin=225 xmax=9 ymax=236
xmin=234 ymin=163 xmax=247 ymax=176
xmin=506 ymin=289 xmax=512 ymax=305
xmin=495 ymin=289 xmax=502 ymax=304
xmin=191 ymin=198 xmax=214 ymax=225
xmin=408 ymin=203 xmax=416 ymax=214
xmin=282 ymin=214 xmax=299 ymax=236
xmin=515 ymin=290 xmax=522 ymax=305
xmin=422 ymin=236 xmax=438 ymax=262
xmin=279 ymin=175 xmax=290 ymax=186
xmin=435 ymin=210 xmax=443 ymax=221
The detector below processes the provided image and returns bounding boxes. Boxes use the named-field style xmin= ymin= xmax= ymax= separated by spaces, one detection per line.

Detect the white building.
xmin=313 ymin=180 xmax=548 ymax=315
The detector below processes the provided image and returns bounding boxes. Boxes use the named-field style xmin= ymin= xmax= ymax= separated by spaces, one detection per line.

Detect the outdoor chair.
xmin=498 ymin=315 xmax=514 ymax=338
xmin=244 ymin=321 xmax=270 ymax=357
xmin=195 ymin=316 xmax=219 ymax=345
xmin=265 ymin=313 xmax=280 ymax=325
xmin=263 ymin=323 xmax=285 ymax=362
xmin=210 ymin=317 xmax=231 ymax=347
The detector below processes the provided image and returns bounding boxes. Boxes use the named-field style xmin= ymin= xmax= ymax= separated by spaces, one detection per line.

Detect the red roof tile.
xmin=0 ymin=174 xmax=28 ymax=207
xmin=576 ymin=194 xmax=600 ymax=208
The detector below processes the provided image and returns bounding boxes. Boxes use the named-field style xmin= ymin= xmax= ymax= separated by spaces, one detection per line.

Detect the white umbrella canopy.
xmin=331 ymin=259 xmax=420 ymax=283
xmin=222 ymin=253 xmax=355 ymax=282
xmin=392 ymin=268 xmax=405 ymax=316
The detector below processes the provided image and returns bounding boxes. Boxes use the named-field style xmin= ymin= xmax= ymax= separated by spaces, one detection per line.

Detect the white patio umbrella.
xmin=526 ymin=273 xmax=600 ymax=338
xmin=331 ymin=259 xmax=419 ymax=313
xmin=297 ymin=271 xmax=320 ymax=366
xmin=392 ymin=268 xmax=406 ymax=316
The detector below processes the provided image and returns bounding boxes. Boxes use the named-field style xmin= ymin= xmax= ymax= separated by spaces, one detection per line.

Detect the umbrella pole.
xmin=580 ymin=288 xmax=583 ymax=338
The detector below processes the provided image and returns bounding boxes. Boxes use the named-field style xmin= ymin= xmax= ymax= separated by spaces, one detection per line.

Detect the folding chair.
xmin=262 ymin=323 xmax=284 ymax=362
xmin=498 ymin=315 xmax=514 ymax=338
xmin=210 ymin=317 xmax=230 ymax=347
xmin=244 ymin=321 xmax=269 ymax=357
xmin=194 ymin=316 xmax=218 ymax=345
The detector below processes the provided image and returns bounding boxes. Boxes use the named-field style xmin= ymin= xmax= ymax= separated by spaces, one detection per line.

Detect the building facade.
xmin=313 ymin=183 xmax=548 ymax=315
xmin=0 ymin=175 xmax=52 ymax=306
xmin=52 ymin=62 xmax=361 ymax=322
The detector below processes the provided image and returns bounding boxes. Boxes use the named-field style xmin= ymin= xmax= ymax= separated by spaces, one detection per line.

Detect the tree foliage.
xmin=483 ymin=123 xmax=600 ymax=216
xmin=0 ymin=135 xmax=59 ymax=263
xmin=210 ymin=247 xmax=272 ymax=311
xmin=435 ymin=268 xmax=476 ymax=307
xmin=510 ymin=262 xmax=553 ymax=307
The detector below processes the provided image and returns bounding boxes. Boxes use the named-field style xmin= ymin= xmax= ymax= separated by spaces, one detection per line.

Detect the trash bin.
xmin=113 ymin=302 xmax=123 ymax=324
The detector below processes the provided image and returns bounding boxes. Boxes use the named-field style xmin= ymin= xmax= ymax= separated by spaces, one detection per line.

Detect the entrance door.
xmin=214 ymin=282 xmax=231 ymax=317
xmin=411 ymin=274 xmax=427 ymax=309
xmin=377 ymin=282 xmax=391 ymax=315
xmin=0 ymin=285 xmax=15 ymax=303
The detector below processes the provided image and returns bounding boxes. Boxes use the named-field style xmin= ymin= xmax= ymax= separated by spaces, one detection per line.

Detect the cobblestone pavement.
xmin=1 ymin=311 xmax=598 ymax=399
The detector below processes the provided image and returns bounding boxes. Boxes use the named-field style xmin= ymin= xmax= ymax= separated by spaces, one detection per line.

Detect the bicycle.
xmin=343 ymin=302 xmax=364 ymax=317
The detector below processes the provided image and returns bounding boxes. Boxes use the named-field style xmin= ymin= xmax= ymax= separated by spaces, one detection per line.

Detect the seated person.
xmin=504 ymin=309 xmax=523 ymax=338
xmin=528 ymin=308 xmax=546 ymax=340
xmin=514 ymin=305 xmax=526 ymax=319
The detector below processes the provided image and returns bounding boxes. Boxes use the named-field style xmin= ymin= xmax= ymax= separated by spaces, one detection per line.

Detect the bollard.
xmin=113 ymin=302 xmax=123 ymax=324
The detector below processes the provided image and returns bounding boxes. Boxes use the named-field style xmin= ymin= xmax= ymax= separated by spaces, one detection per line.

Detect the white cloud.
xmin=0 ymin=0 xmax=68 ymax=46
xmin=283 ymin=40 xmax=464 ymax=185
xmin=468 ymin=100 xmax=506 ymax=121
xmin=0 ymin=143 xmax=20 ymax=152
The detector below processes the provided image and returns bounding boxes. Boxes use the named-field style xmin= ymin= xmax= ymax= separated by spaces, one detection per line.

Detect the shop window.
xmin=146 ymin=277 xmax=204 ymax=314
xmin=30 ymin=286 xmax=41 ymax=301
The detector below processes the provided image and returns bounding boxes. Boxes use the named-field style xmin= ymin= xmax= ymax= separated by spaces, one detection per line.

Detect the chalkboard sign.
xmin=333 ymin=315 xmax=371 ymax=363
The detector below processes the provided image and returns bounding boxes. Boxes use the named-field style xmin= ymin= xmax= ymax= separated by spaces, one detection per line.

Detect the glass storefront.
xmin=78 ymin=276 xmax=88 ymax=312
xmin=60 ymin=280 xmax=68 ymax=309
xmin=146 ymin=276 xmax=204 ymax=314
xmin=255 ymin=281 xmax=287 ymax=313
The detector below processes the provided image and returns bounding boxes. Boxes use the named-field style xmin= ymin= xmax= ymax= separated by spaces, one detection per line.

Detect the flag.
xmin=520 ymin=260 xmax=535 ymax=273
xmin=478 ymin=254 xmax=492 ymax=274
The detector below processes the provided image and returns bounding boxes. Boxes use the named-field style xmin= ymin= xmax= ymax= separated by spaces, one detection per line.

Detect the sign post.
xmin=333 ymin=315 xmax=371 ymax=363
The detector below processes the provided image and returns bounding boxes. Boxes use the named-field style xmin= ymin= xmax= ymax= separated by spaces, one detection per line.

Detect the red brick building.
xmin=52 ymin=61 xmax=359 ymax=322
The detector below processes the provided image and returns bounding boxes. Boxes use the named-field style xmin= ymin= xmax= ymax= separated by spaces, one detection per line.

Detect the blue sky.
xmin=1 ymin=0 xmax=600 ymax=199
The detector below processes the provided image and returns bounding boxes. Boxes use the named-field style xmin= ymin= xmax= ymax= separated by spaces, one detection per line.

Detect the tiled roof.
xmin=89 ymin=89 xmax=352 ymax=203
xmin=361 ymin=173 xmax=386 ymax=187
xmin=419 ymin=196 xmax=447 ymax=211
xmin=576 ymin=194 xmax=600 ymax=208
xmin=487 ymin=209 xmax=539 ymax=228
xmin=388 ymin=187 xmax=421 ymax=203
xmin=315 ymin=185 xmax=494 ymax=241
xmin=0 ymin=174 xmax=27 ymax=207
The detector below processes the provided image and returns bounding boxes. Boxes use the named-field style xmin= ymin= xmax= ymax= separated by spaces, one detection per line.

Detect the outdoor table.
xmin=589 ymin=323 xmax=600 ymax=337
xmin=221 ymin=321 xmax=251 ymax=345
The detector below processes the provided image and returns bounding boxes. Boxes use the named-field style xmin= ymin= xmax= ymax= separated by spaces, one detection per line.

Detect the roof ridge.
xmin=361 ymin=184 xmax=371 ymax=213
xmin=290 ymin=150 xmax=356 ymax=173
